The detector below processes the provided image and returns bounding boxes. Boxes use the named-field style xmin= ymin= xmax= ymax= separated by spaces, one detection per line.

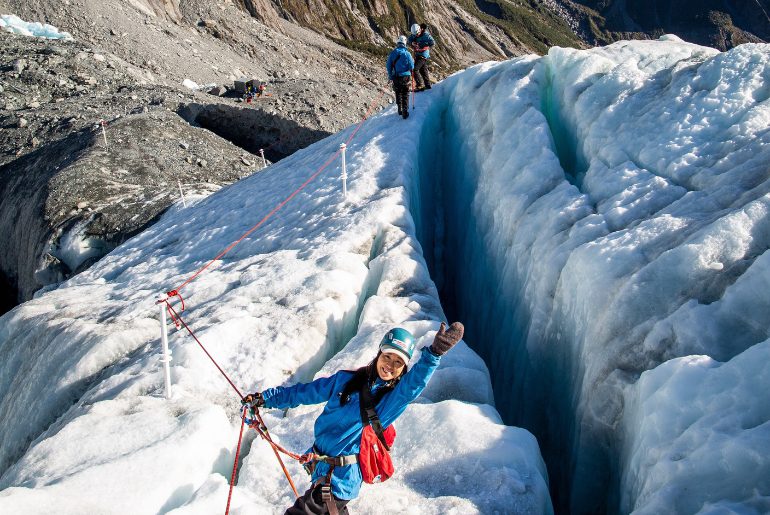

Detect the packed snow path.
xmin=2 ymin=36 xmax=770 ymax=514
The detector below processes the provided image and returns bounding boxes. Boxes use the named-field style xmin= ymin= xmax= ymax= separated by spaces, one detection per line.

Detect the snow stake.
xmin=177 ymin=179 xmax=187 ymax=207
xmin=156 ymin=295 xmax=173 ymax=399
xmin=99 ymin=119 xmax=108 ymax=149
xmin=340 ymin=143 xmax=348 ymax=199
xmin=260 ymin=148 xmax=267 ymax=169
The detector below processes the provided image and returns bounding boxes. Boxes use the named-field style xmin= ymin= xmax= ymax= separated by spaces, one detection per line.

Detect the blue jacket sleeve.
xmin=386 ymin=52 xmax=394 ymax=80
xmin=376 ymin=347 xmax=441 ymax=427
xmin=261 ymin=372 xmax=342 ymax=410
xmin=407 ymin=52 xmax=414 ymax=71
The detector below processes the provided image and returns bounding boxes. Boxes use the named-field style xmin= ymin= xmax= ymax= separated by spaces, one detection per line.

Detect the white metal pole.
xmin=177 ymin=179 xmax=187 ymax=207
xmin=157 ymin=296 xmax=172 ymax=399
xmin=340 ymin=143 xmax=347 ymax=199
xmin=260 ymin=149 xmax=267 ymax=169
xmin=100 ymin=120 xmax=108 ymax=149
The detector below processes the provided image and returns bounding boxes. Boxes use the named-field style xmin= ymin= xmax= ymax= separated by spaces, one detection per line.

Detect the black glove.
xmin=429 ymin=322 xmax=464 ymax=356
xmin=242 ymin=392 xmax=264 ymax=408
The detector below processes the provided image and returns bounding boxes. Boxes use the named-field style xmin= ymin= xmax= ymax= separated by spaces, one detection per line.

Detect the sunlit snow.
xmin=1 ymin=34 xmax=769 ymax=514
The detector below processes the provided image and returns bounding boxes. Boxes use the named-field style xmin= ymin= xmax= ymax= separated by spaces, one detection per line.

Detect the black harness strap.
xmin=319 ymin=465 xmax=339 ymax=515
xmin=359 ymin=381 xmax=390 ymax=450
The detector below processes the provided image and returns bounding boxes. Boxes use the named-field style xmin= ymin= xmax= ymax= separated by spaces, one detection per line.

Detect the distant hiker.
xmin=245 ymin=83 xmax=255 ymax=103
xmin=386 ymin=35 xmax=414 ymax=119
xmin=243 ymin=322 xmax=465 ymax=515
xmin=408 ymin=23 xmax=435 ymax=92
xmin=255 ymin=81 xmax=267 ymax=98
xmin=244 ymin=81 xmax=266 ymax=102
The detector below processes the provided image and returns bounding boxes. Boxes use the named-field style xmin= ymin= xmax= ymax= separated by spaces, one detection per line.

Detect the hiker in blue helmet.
xmin=243 ymin=322 xmax=464 ymax=515
xmin=386 ymin=35 xmax=414 ymax=119
xmin=407 ymin=23 xmax=435 ymax=92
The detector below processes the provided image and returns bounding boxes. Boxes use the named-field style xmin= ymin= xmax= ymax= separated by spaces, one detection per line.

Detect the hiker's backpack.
xmin=358 ymin=383 xmax=396 ymax=483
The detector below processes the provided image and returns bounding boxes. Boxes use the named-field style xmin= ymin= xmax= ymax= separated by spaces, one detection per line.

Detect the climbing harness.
xmin=159 ymin=87 xmax=387 ymax=514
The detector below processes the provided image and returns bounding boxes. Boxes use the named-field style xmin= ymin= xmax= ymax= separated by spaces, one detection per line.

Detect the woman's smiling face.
xmin=376 ymin=352 xmax=406 ymax=381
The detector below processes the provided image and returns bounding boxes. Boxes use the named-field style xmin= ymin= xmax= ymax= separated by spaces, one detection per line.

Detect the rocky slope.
xmin=0 ymin=0 xmax=582 ymax=315
xmin=258 ymin=0 xmax=584 ymax=70
xmin=0 ymin=31 xmax=255 ymax=307
xmin=0 ymin=0 xmax=397 ymax=313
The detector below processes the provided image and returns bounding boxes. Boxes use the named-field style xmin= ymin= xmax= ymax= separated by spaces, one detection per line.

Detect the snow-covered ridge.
xmin=1 ymin=35 xmax=769 ymax=514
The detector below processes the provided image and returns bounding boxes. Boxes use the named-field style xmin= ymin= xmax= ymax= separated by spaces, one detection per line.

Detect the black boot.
xmin=402 ymin=109 xmax=409 ymax=119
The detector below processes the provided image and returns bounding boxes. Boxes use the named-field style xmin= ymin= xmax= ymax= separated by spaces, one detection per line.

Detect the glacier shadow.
xmin=407 ymin=92 xmax=603 ymax=513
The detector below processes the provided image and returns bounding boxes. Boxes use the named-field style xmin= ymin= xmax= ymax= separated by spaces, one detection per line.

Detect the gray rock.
xmin=207 ymin=85 xmax=226 ymax=96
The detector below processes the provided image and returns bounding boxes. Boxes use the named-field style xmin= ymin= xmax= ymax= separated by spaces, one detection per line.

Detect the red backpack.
xmin=358 ymin=384 xmax=396 ymax=483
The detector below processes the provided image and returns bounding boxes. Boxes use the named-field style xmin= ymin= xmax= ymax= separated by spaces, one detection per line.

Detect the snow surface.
xmin=0 ymin=50 xmax=551 ymax=514
xmin=0 ymin=15 xmax=72 ymax=40
xmin=2 ymin=35 xmax=770 ymax=514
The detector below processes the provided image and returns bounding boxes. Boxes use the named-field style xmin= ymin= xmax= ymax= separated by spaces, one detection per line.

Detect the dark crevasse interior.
xmin=178 ymin=103 xmax=332 ymax=163
xmin=540 ymin=63 xmax=586 ymax=188
xmin=407 ymin=93 xmax=610 ymax=514
xmin=0 ymin=272 xmax=16 ymax=317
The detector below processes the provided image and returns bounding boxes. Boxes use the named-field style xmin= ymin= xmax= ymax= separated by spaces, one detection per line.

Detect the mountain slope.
xmin=562 ymin=0 xmax=770 ymax=50
xmin=265 ymin=0 xmax=585 ymax=70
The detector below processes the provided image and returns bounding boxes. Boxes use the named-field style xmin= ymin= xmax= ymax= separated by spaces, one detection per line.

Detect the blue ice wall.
xmin=407 ymin=69 xmax=607 ymax=513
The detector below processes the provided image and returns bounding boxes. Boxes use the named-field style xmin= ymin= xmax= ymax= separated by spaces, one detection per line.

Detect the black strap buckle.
xmin=321 ymin=484 xmax=333 ymax=503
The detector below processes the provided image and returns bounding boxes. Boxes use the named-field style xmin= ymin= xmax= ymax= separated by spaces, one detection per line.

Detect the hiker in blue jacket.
xmin=386 ymin=35 xmax=415 ymax=119
xmin=407 ymin=23 xmax=435 ymax=92
xmin=243 ymin=322 xmax=464 ymax=515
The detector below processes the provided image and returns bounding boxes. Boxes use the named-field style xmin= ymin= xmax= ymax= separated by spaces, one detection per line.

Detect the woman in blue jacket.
xmin=244 ymin=322 xmax=464 ymax=515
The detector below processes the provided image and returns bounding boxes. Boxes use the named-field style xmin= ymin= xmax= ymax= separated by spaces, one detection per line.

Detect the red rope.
xmin=163 ymin=301 xmax=244 ymax=399
xmin=158 ymin=88 xmax=388 ymax=508
xmin=248 ymin=411 xmax=304 ymax=462
xmin=165 ymin=290 xmax=184 ymax=328
xmin=160 ymin=301 xmax=303 ymax=499
xmin=167 ymin=88 xmax=386 ymax=298
xmin=225 ymin=412 xmax=246 ymax=515
xmin=250 ymin=409 xmax=301 ymax=497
